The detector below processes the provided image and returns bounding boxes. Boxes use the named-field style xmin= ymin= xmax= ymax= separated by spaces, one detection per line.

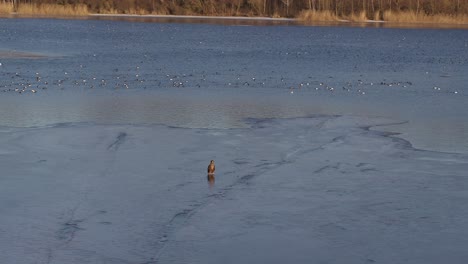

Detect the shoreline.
xmin=0 ymin=13 xmax=467 ymax=29
xmin=89 ymin=13 xmax=295 ymax=21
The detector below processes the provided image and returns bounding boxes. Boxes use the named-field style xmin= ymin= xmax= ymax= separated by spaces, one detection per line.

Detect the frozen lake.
xmin=0 ymin=17 xmax=468 ymax=263
xmin=0 ymin=17 xmax=467 ymax=152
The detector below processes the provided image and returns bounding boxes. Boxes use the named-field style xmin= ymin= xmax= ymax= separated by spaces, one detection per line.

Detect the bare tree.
xmin=281 ymin=0 xmax=293 ymax=16
xmin=5 ymin=0 xmax=468 ymax=18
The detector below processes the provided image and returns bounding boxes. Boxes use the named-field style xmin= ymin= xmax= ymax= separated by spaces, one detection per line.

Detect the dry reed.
xmin=383 ymin=10 xmax=468 ymax=24
xmin=0 ymin=2 xmax=13 ymax=14
xmin=299 ymin=9 xmax=467 ymax=25
xmin=97 ymin=8 xmax=119 ymax=15
xmin=373 ymin=11 xmax=382 ymax=21
xmin=2 ymin=2 xmax=467 ymax=25
xmin=348 ymin=11 xmax=368 ymax=22
xmin=298 ymin=10 xmax=339 ymax=22
xmin=18 ymin=4 xmax=88 ymax=16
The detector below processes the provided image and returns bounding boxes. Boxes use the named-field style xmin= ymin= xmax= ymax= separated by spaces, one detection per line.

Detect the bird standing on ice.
xmin=207 ymin=160 xmax=215 ymax=175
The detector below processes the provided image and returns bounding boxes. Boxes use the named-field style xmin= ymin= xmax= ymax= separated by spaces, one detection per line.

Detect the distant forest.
xmin=3 ymin=0 xmax=468 ymax=17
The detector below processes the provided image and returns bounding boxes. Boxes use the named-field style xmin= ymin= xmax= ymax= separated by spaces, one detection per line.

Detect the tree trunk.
xmin=335 ymin=0 xmax=338 ymax=16
xmin=281 ymin=0 xmax=291 ymax=16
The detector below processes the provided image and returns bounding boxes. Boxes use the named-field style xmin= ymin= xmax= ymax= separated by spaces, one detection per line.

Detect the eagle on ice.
xmin=207 ymin=160 xmax=215 ymax=175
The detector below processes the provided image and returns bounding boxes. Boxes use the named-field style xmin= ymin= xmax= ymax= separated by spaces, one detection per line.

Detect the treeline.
xmin=2 ymin=0 xmax=468 ymax=18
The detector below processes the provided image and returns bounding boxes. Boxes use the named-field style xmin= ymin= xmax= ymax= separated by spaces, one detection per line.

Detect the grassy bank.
xmin=297 ymin=10 xmax=339 ymax=22
xmin=299 ymin=9 xmax=468 ymax=25
xmin=0 ymin=2 xmax=13 ymax=15
xmin=0 ymin=3 xmax=88 ymax=16
xmin=1 ymin=2 xmax=467 ymax=26
xmin=382 ymin=10 xmax=468 ymax=24
xmin=19 ymin=4 xmax=87 ymax=16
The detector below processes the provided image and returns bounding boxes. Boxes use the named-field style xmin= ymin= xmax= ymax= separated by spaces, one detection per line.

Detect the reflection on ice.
xmin=0 ymin=50 xmax=50 ymax=59
xmin=207 ymin=174 xmax=215 ymax=189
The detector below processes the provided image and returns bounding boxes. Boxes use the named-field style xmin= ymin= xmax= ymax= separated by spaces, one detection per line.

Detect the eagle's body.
xmin=207 ymin=160 xmax=215 ymax=175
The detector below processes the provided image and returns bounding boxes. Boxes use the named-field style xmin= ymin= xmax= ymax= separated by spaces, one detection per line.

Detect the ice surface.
xmin=1 ymin=116 xmax=467 ymax=264
xmin=1 ymin=17 xmax=468 ymax=263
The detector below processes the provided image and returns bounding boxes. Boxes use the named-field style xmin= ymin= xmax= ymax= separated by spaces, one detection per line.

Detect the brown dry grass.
xmin=98 ymin=8 xmax=119 ymax=15
xmin=298 ymin=10 xmax=339 ymax=22
xmin=383 ymin=10 xmax=468 ymax=24
xmin=0 ymin=2 xmax=169 ymax=16
xmin=299 ymin=10 xmax=369 ymax=22
xmin=0 ymin=2 xmax=13 ymax=14
xmin=299 ymin=9 xmax=468 ymax=25
xmin=18 ymin=4 xmax=88 ymax=16
xmin=373 ymin=11 xmax=382 ymax=21
xmin=2 ymin=2 xmax=467 ymax=25
xmin=347 ymin=11 xmax=368 ymax=22
xmin=0 ymin=3 xmax=88 ymax=16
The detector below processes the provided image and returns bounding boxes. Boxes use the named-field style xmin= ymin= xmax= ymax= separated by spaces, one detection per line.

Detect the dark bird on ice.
xmin=207 ymin=160 xmax=215 ymax=175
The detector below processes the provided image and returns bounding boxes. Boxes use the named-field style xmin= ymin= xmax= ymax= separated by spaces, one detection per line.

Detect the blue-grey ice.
xmin=1 ymin=117 xmax=467 ymax=264
xmin=0 ymin=17 xmax=467 ymax=264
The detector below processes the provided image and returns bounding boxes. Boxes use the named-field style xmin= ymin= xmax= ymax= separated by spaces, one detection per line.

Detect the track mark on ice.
xmin=151 ymin=117 xmax=347 ymax=263
xmin=320 ymin=222 xmax=347 ymax=232
xmin=314 ymin=163 xmax=341 ymax=173
xmin=107 ymin=132 xmax=127 ymax=151
xmin=356 ymin=162 xmax=377 ymax=172
xmin=148 ymin=156 xmax=295 ymax=262
xmin=56 ymin=206 xmax=85 ymax=244
xmin=45 ymin=205 xmax=85 ymax=264
xmin=233 ymin=158 xmax=249 ymax=165
xmin=151 ymin=208 xmax=197 ymax=263
xmin=57 ymin=219 xmax=84 ymax=242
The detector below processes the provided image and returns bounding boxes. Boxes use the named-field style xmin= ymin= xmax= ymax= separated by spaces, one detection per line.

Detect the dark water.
xmin=0 ymin=17 xmax=467 ymax=152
